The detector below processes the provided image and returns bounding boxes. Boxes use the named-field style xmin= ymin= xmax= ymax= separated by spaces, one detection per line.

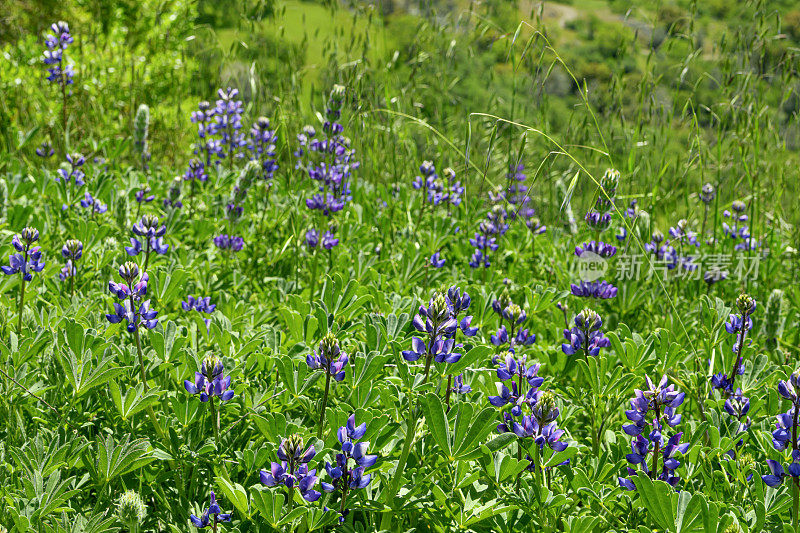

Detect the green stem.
xmin=286 ymin=485 xmax=295 ymax=514
xmin=318 ymin=371 xmax=332 ymax=439
xmin=309 ymin=252 xmax=318 ymax=307
xmin=794 ymin=479 xmax=799 ymax=533
xmin=209 ymin=395 xmax=220 ymax=448
xmin=16 ymin=277 xmax=26 ymax=334
xmin=444 ymin=374 xmax=452 ymax=412
xmin=132 ymin=324 xmax=166 ymax=443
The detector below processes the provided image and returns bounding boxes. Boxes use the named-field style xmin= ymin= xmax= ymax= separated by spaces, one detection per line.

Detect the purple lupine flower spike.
xmin=189 ymin=491 xmax=232 ymax=529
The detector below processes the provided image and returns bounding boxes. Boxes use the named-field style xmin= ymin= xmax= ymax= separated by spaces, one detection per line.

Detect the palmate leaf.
xmin=108 ymin=381 xmax=162 ymax=421
xmin=636 ymin=472 xmax=734 ymax=533
xmin=215 ymin=470 xmax=250 ymax=519
xmin=85 ymin=434 xmax=156 ymax=484
xmin=16 ymin=469 xmax=81 ymax=526
xmin=421 ymin=393 xmax=451 ymax=457
xmin=60 ymin=348 xmax=128 ymax=398
xmin=422 ymin=395 xmax=498 ymax=461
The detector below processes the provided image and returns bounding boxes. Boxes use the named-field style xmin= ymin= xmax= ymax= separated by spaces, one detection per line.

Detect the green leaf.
xmin=448 ymin=345 xmax=492 ymax=375
xmin=421 ymin=393 xmax=451 ymax=457
xmin=454 ymin=407 xmax=497 ymax=459
xmin=214 ymin=473 xmax=250 ymax=519
xmin=635 ymin=472 xmax=676 ymax=530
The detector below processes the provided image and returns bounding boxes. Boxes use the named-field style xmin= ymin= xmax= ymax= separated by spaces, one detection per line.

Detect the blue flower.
xmin=307 ymin=335 xmax=349 ymax=382
xmin=321 ymin=414 xmax=377 ymax=499
xmin=2 ymin=229 xmax=45 ymax=281
xmin=184 ymin=356 xmax=234 ymax=402
xmin=561 ymin=308 xmax=611 ymax=357
xmin=430 ymin=251 xmax=445 ymax=268
xmin=260 ymin=435 xmax=321 ymax=502
xmin=570 ymin=280 xmax=617 ymax=299
xmin=182 ymin=295 xmax=216 ymax=328
xmin=189 ymin=491 xmax=231 ymax=529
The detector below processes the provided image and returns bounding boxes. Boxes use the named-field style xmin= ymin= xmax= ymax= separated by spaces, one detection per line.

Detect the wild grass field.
xmin=1 ymin=0 xmax=800 ymax=531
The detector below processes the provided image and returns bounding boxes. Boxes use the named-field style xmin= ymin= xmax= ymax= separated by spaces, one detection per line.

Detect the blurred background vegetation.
xmin=1 ymin=0 xmax=799 ymax=231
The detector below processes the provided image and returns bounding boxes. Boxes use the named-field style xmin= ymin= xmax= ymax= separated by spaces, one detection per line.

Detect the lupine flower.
xmin=59 ymin=260 xmax=76 ymax=281
xmin=495 ymin=389 xmax=570 ymax=472
xmin=322 ymin=230 xmax=339 ymax=250
xmin=722 ymin=201 xmax=753 ymax=250
xmin=575 ymin=241 xmax=617 ymax=258
xmin=763 ymin=372 xmax=800 ymax=488
xmin=80 ymin=192 xmax=108 ymax=214
xmin=105 ymin=262 xmax=158 ymax=332
xmin=321 ymin=414 xmax=377 ymax=522
xmin=495 ymin=163 xmax=532 ymax=215
xmin=2 ymin=228 xmax=45 ymax=281
xmin=213 ymin=234 xmax=244 ymax=252
xmin=527 ymin=217 xmax=546 ymax=236
xmin=619 ymin=375 xmax=688 ymax=490
xmin=43 ymin=21 xmax=74 ymax=88
xmin=185 ymin=158 xmax=208 ymax=182
xmin=296 ymin=86 xmax=358 ymax=232
xmin=430 ymin=251 xmax=445 ymax=268
xmin=214 ymin=87 xmax=246 ymax=164
xmin=190 ymin=102 xmax=220 ymax=166
xmin=492 ymin=290 xmax=513 ymax=318
xmin=412 ymin=161 xmax=463 ymax=208
xmin=452 ymin=374 xmax=471 ymax=394
xmin=307 ymin=332 xmax=349 ymax=381
xmin=249 ymin=116 xmax=279 ymax=184
xmin=561 ymin=308 xmax=611 ymax=357
xmin=570 ymin=280 xmax=618 ymax=299
xmin=445 ymin=286 xmax=478 ymax=337
xmin=132 ymin=214 xmax=166 ymax=239
xmin=305 ymin=229 xmax=320 ymax=249
xmin=494 ymin=352 xmax=545 ymax=388
xmin=126 ymin=215 xmax=169 ymax=260
xmin=182 ymin=296 xmax=216 ymax=328
xmin=668 ymin=219 xmax=700 ymax=247
xmin=56 ymin=153 xmax=86 ymax=187
xmin=60 ymin=239 xmax=82 ymax=282
xmin=260 ymin=434 xmax=321 ymax=502
xmin=184 ymin=355 xmax=234 ymax=402
xmin=404 ymin=292 xmax=460 ymax=366
xmin=699 ymin=183 xmax=716 ymax=204
xmin=189 ymin=491 xmax=231 ymax=529
xmin=36 ymin=141 xmax=55 ymax=158
xmin=723 ymin=388 xmax=752 ymax=456
xmin=712 ymin=294 xmax=756 ymax=394
xmin=468 ymin=205 xmax=507 ymax=269
xmin=584 ymin=168 xmax=619 ymax=231
xmin=135 ymin=186 xmax=155 ymax=204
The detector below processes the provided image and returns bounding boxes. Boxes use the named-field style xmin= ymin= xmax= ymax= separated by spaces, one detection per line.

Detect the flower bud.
xmin=62 ymin=239 xmax=83 ymax=260
xmin=428 ymin=292 xmax=450 ymax=323
xmin=21 ymin=227 xmax=40 ymax=245
xmin=117 ymin=489 xmax=146 ymax=527
xmin=533 ymin=391 xmax=558 ymax=425
xmin=320 ymin=332 xmax=340 ymax=359
xmin=735 ymin=293 xmax=756 ymax=316
xmin=281 ymin=433 xmax=305 ymax=460
xmin=133 ymin=104 xmax=150 ymax=155
xmin=119 ymin=261 xmax=140 ymax=283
